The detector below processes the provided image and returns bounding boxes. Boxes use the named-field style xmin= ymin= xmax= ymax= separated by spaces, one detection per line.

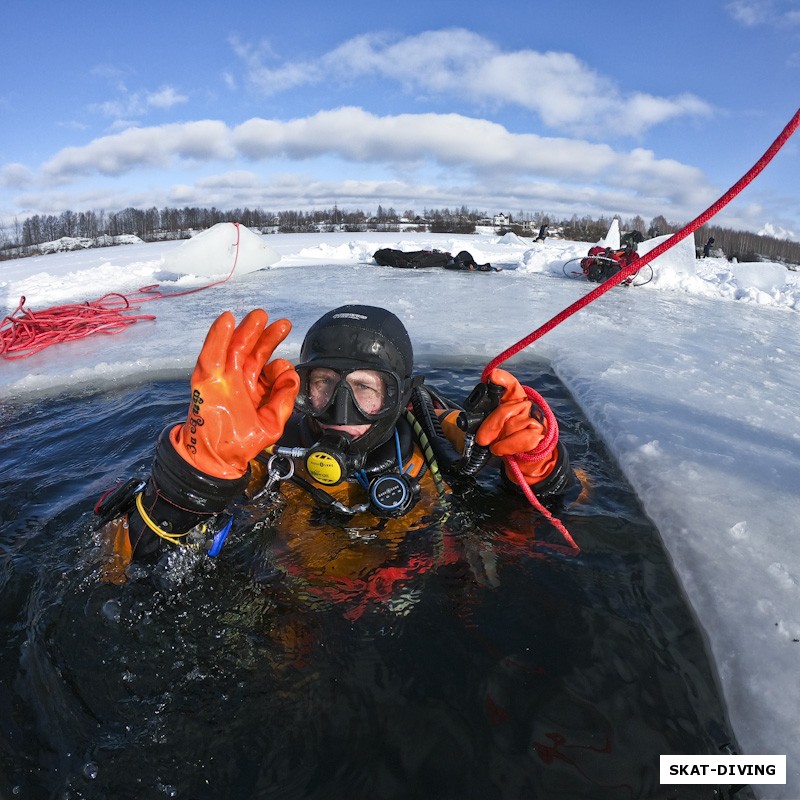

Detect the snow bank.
xmin=731 ymin=262 xmax=787 ymax=292
xmin=161 ymin=223 xmax=279 ymax=278
xmin=597 ymin=218 xmax=621 ymax=250
xmin=641 ymin=233 xmax=697 ymax=280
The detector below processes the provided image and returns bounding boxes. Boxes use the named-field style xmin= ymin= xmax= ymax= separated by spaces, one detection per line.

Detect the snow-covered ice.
xmin=2 ymin=224 xmax=799 ymax=798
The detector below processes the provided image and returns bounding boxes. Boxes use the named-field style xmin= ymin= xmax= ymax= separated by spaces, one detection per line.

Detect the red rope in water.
xmin=0 ymin=222 xmax=243 ymax=360
xmin=484 ymin=106 xmax=800 ymax=551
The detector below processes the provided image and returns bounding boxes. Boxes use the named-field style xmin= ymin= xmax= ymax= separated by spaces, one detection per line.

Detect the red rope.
xmin=0 ymin=294 xmax=157 ymax=360
xmin=482 ymin=106 xmax=800 ymax=550
xmin=483 ymin=106 xmax=800 ymax=380
xmin=1 ymin=222 xmax=243 ymax=360
xmin=506 ymin=455 xmax=579 ymax=550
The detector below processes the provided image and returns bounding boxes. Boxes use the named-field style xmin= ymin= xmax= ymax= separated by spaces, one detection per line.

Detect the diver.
xmin=96 ymin=305 xmax=573 ymax=565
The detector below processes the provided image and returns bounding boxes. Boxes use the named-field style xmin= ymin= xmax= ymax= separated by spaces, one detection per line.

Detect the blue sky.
xmin=1 ymin=0 xmax=799 ymax=238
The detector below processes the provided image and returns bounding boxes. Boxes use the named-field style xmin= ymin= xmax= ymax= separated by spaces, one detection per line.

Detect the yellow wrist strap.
xmin=134 ymin=492 xmax=189 ymax=546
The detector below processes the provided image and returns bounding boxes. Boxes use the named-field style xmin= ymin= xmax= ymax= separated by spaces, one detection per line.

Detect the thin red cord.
xmin=482 ymin=106 xmax=800 ymax=551
xmin=483 ymin=106 xmax=800 ymax=380
xmin=506 ymin=456 xmax=579 ymax=551
xmin=1 ymin=222 xmax=242 ymax=360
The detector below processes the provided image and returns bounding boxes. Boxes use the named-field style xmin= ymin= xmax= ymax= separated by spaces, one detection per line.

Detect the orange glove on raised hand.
xmin=171 ymin=309 xmax=300 ymax=479
xmin=475 ymin=368 xmax=559 ymax=488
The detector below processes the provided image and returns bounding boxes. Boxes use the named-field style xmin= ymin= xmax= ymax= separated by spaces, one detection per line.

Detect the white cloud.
xmin=41 ymin=121 xmax=235 ymax=180
xmin=228 ymin=35 xmax=317 ymax=95
xmin=727 ymin=0 xmax=772 ymax=25
xmin=18 ymin=107 xmax=714 ymax=223
xmin=25 ymin=108 xmax=713 ymax=219
xmin=90 ymin=84 xmax=188 ymax=121
xmin=5 ymin=167 xmax=778 ymax=236
xmin=146 ymin=86 xmax=188 ymax=110
xmin=247 ymin=62 xmax=322 ymax=95
xmin=234 ymin=28 xmax=712 ymax=138
xmin=759 ymin=221 xmax=797 ymax=239
xmin=233 ymin=107 xmax=709 ymax=200
xmin=0 ymin=163 xmax=34 ymax=188
xmin=727 ymin=0 xmax=800 ymax=27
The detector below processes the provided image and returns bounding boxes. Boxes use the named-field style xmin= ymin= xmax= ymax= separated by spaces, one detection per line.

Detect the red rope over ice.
xmin=482 ymin=106 xmax=800 ymax=551
xmin=0 ymin=294 xmax=157 ymax=360
xmin=483 ymin=106 xmax=800 ymax=380
xmin=1 ymin=222 xmax=243 ymax=360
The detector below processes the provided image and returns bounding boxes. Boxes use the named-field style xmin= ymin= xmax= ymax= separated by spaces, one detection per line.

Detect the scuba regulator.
xmin=270 ymin=426 xmax=421 ymax=519
xmin=303 ymin=430 xmax=360 ymax=486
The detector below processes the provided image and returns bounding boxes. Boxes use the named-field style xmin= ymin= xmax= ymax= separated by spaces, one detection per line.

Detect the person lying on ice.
xmin=96 ymin=304 xmax=573 ymax=571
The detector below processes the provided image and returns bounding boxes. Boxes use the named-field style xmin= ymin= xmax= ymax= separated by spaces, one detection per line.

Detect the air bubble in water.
xmin=101 ymin=599 xmax=121 ymax=622
xmin=83 ymin=762 xmax=99 ymax=780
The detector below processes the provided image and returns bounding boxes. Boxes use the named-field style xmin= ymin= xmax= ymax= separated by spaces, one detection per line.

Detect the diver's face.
xmin=308 ymin=367 xmax=386 ymax=439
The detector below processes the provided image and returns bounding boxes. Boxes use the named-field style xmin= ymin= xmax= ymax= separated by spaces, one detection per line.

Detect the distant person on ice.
xmin=702 ymin=237 xmax=715 ymax=258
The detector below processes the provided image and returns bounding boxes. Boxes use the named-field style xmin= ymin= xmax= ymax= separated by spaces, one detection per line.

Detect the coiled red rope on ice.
xmin=0 ymin=293 xmax=158 ymax=360
xmin=1 ymin=222 xmax=242 ymax=360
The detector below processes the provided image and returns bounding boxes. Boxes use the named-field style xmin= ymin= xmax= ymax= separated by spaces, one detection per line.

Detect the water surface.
xmin=0 ymin=365 xmax=748 ymax=799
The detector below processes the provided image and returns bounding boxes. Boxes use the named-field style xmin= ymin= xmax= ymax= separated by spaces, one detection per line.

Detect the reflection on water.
xmin=0 ymin=366 xmax=750 ymax=799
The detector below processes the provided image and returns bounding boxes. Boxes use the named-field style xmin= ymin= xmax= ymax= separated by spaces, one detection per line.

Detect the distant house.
xmin=493 ymin=212 xmax=511 ymax=227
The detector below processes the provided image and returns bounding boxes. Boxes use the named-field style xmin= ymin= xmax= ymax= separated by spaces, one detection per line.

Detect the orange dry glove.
xmin=171 ymin=309 xmax=300 ymax=479
xmin=475 ymin=368 xmax=559 ymax=488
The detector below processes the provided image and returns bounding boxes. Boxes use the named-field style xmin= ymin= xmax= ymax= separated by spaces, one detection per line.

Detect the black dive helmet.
xmin=295 ymin=305 xmax=417 ymax=481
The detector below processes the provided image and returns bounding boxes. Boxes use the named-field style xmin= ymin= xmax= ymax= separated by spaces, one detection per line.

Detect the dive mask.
xmin=295 ymin=364 xmax=403 ymax=426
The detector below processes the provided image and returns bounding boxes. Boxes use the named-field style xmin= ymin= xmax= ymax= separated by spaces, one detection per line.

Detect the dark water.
xmin=0 ymin=365 xmax=749 ymax=800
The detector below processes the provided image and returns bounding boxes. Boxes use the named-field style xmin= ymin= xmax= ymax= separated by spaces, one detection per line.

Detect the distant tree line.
xmin=694 ymin=223 xmax=800 ymax=263
xmin=2 ymin=204 xmax=799 ymax=266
